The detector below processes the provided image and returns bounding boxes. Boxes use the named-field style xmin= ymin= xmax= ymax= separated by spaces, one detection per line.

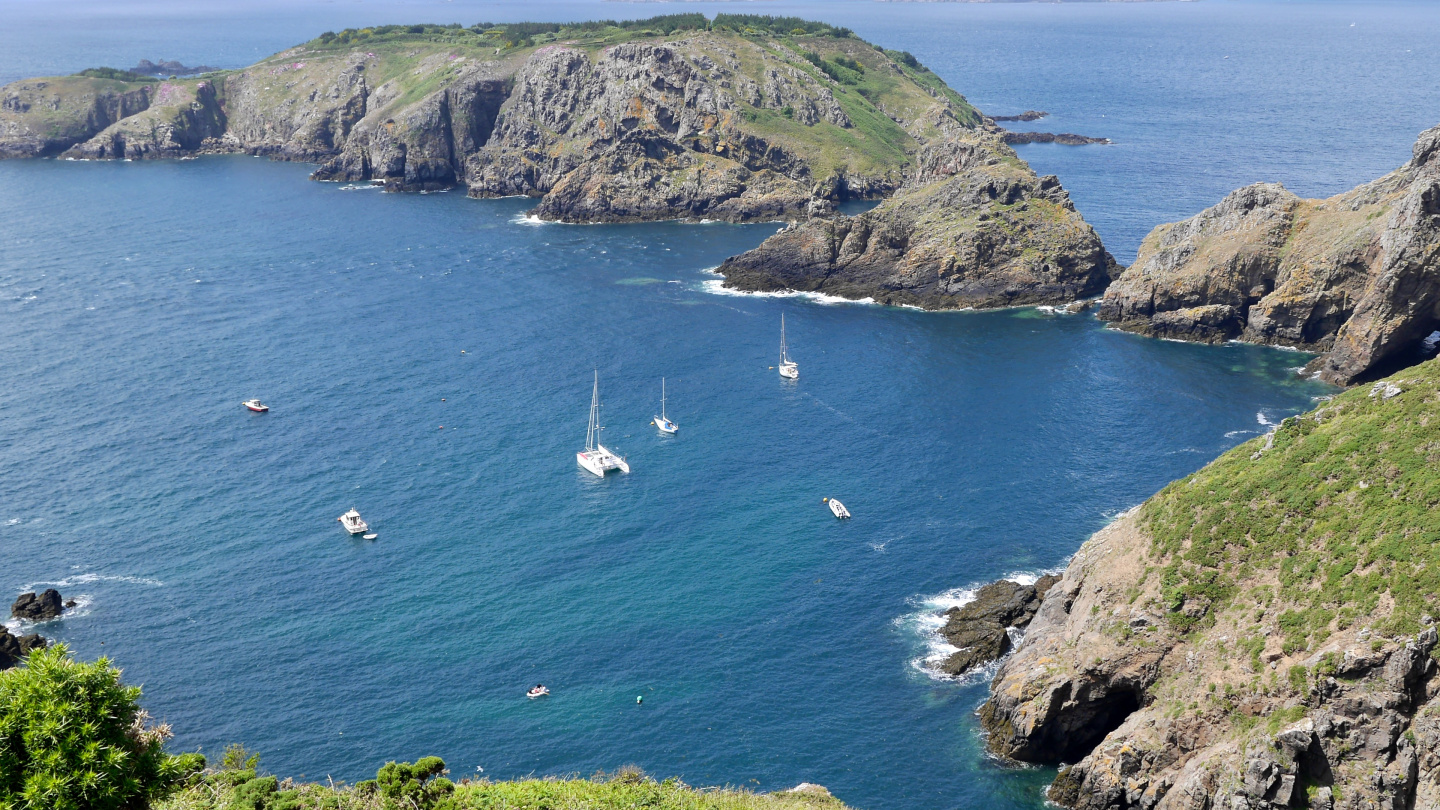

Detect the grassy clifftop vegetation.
xmin=1 ymin=646 xmax=848 ymax=810
xmin=1143 ymin=356 xmax=1440 ymax=647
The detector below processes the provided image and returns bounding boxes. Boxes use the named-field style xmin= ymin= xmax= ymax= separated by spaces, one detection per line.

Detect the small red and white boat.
xmin=527 ymin=685 xmax=550 ymax=699
xmin=242 ymin=399 xmax=269 ymax=413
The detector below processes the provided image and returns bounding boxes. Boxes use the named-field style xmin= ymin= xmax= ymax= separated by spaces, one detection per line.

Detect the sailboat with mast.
xmin=778 ymin=313 xmax=799 ymax=379
xmin=653 ymin=377 xmax=678 ymax=434
xmin=577 ymin=370 xmax=630 ymax=476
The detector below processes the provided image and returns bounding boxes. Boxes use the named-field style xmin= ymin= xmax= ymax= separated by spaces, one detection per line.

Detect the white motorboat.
xmin=338 ymin=508 xmax=369 ymax=535
xmin=527 ymin=685 xmax=550 ymax=699
xmin=653 ymin=377 xmax=678 ymax=434
xmin=779 ymin=313 xmax=799 ymax=379
xmin=825 ymin=498 xmax=851 ymax=519
xmin=242 ymin=399 xmax=269 ymax=412
xmin=577 ymin=371 xmax=630 ymax=476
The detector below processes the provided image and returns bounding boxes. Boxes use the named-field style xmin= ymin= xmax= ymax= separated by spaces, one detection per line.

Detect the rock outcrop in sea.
xmin=978 ymin=357 xmax=1440 ymax=809
xmin=938 ymin=575 xmax=1058 ymax=677
xmin=1099 ymin=123 xmax=1440 ymax=385
xmin=11 ymin=589 xmax=67 ymax=621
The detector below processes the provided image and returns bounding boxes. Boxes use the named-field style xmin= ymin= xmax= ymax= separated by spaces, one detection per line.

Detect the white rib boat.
xmin=779 ymin=313 xmax=799 ymax=379
xmin=825 ymin=498 xmax=851 ymax=519
xmin=653 ymin=377 xmax=678 ymax=434
xmin=338 ymin=508 xmax=369 ymax=535
xmin=577 ymin=371 xmax=630 ymax=477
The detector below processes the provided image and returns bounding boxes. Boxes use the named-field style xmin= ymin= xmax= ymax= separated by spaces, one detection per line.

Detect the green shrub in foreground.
xmin=0 ymin=644 xmax=204 ymax=809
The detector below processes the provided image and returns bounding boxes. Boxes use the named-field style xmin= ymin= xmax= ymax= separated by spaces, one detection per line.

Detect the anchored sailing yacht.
xmin=653 ymin=377 xmax=678 ymax=434
xmin=577 ymin=371 xmax=630 ymax=476
xmin=779 ymin=313 xmax=799 ymax=379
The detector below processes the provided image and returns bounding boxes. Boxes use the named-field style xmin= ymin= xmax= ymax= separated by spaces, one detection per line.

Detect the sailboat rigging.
xmin=577 ymin=370 xmax=630 ymax=476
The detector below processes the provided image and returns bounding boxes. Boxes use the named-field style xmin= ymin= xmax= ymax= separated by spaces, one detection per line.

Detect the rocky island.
xmin=971 ymin=357 xmax=1440 ymax=809
xmin=1099 ymin=124 xmax=1440 ymax=386
xmin=0 ymin=14 xmax=1113 ymax=309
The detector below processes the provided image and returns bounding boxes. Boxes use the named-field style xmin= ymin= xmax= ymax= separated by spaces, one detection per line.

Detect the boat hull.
xmin=578 ymin=446 xmax=630 ymax=476
xmin=654 ymin=416 xmax=678 ymax=434
xmin=779 ymin=362 xmax=799 ymax=379
xmin=829 ymin=500 xmax=851 ymax=519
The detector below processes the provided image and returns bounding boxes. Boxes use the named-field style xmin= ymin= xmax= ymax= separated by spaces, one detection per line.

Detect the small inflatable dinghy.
xmin=526 ymin=685 xmax=550 ymax=699
xmin=825 ymin=498 xmax=851 ymax=519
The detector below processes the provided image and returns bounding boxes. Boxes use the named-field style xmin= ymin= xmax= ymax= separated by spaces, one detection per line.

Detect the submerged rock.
xmin=11 ymin=589 xmax=64 ymax=621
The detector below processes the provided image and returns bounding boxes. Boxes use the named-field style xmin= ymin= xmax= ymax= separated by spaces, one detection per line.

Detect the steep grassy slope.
xmin=980 ymin=357 xmax=1440 ymax=809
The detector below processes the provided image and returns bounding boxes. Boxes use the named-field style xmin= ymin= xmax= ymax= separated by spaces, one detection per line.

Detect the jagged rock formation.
xmin=715 ymin=124 xmax=1117 ymax=308
xmin=979 ymin=357 xmax=1440 ymax=809
xmin=11 ymin=589 xmax=65 ymax=621
xmin=1100 ymin=124 xmax=1440 ymax=385
xmin=938 ymin=575 xmax=1058 ymax=677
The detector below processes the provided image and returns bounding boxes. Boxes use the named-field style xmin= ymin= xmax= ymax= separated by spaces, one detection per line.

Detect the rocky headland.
xmin=973 ymin=356 xmax=1440 ymax=809
xmin=0 ymin=16 xmax=1115 ymax=309
xmin=0 ymin=17 xmax=986 ymax=225
xmin=1099 ymin=124 xmax=1440 ymax=386
xmin=712 ymin=122 xmax=1118 ymax=308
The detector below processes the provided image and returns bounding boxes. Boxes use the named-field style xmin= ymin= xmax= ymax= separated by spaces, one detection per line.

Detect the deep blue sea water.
xmin=1 ymin=2 xmax=1437 ymax=809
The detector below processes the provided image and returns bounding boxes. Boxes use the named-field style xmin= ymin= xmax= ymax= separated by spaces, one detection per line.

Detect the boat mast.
xmin=586 ymin=370 xmax=600 ymax=451
xmin=780 ymin=313 xmax=790 ymax=364
xmin=661 ymin=377 xmax=667 ymax=420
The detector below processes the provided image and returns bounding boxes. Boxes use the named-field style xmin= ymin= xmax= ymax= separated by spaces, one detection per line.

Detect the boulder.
xmin=938 ymin=577 xmax=1059 ymax=677
xmin=0 ymin=627 xmax=47 ymax=670
xmin=11 ymin=589 xmax=64 ymax=620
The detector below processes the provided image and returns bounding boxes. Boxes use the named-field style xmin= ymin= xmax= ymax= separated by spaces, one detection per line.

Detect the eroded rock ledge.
xmin=1099 ymin=123 xmax=1440 ymax=386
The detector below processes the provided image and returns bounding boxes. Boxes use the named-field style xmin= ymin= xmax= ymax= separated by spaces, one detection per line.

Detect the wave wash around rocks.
xmin=978 ymin=356 xmax=1440 ymax=810
xmin=1099 ymin=124 xmax=1440 ymax=387
xmin=0 ymin=15 xmax=1114 ymax=309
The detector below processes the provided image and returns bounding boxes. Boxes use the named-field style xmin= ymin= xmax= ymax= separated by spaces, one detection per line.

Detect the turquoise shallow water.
xmin=1 ymin=157 xmax=1326 ymax=807
xmin=3 ymin=1 xmax=1438 ymax=808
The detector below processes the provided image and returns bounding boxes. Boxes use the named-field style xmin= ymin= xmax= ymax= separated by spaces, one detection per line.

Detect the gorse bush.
xmin=0 ymin=644 xmax=203 ymax=809
xmin=357 ymin=757 xmax=455 ymax=810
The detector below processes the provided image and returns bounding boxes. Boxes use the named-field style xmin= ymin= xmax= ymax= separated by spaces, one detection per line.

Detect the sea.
xmin=1 ymin=2 xmax=1436 ymax=808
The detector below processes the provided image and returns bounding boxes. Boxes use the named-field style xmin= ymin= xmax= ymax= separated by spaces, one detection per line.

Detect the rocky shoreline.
xmin=967 ymin=359 xmax=1440 ymax=808
xmin=936 ymin=575 xmax=1059 ymax=677
xmin=1002 ymin=131 xmax=1110 ymax=146
xmin=0 ymin=588 xmax=71 ymax=670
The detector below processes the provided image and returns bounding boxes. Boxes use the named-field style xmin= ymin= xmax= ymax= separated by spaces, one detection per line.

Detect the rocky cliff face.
xmin=0 ymin=77 xmax=154 ymax=157
xmin=0 ymin=27 xmax=964 ymax=225
xmin=979 ymin=357 xmax=1440 ymax=809
xmin=714 ymin=114 xmax=1117 ymax=308
xmin=1100 ymin=124 xmax=1440 ymax=385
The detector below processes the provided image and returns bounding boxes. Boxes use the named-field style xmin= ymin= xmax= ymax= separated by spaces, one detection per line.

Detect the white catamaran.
xmin=577 ymin=370 xmax=630 ymax=476
xmin=779 ymin=313 xmax=799 ymax=379
xmin=653 ymin=377 xmax=678 ymax=434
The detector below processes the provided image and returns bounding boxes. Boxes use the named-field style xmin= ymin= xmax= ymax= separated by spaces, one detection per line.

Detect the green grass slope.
xmin=1145 ymin=356 xmax=1440 ymax=644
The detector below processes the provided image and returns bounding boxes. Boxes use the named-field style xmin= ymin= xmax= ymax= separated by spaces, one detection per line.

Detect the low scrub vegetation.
xmin=1144 ymin=358 xmax=1440 ymax=645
